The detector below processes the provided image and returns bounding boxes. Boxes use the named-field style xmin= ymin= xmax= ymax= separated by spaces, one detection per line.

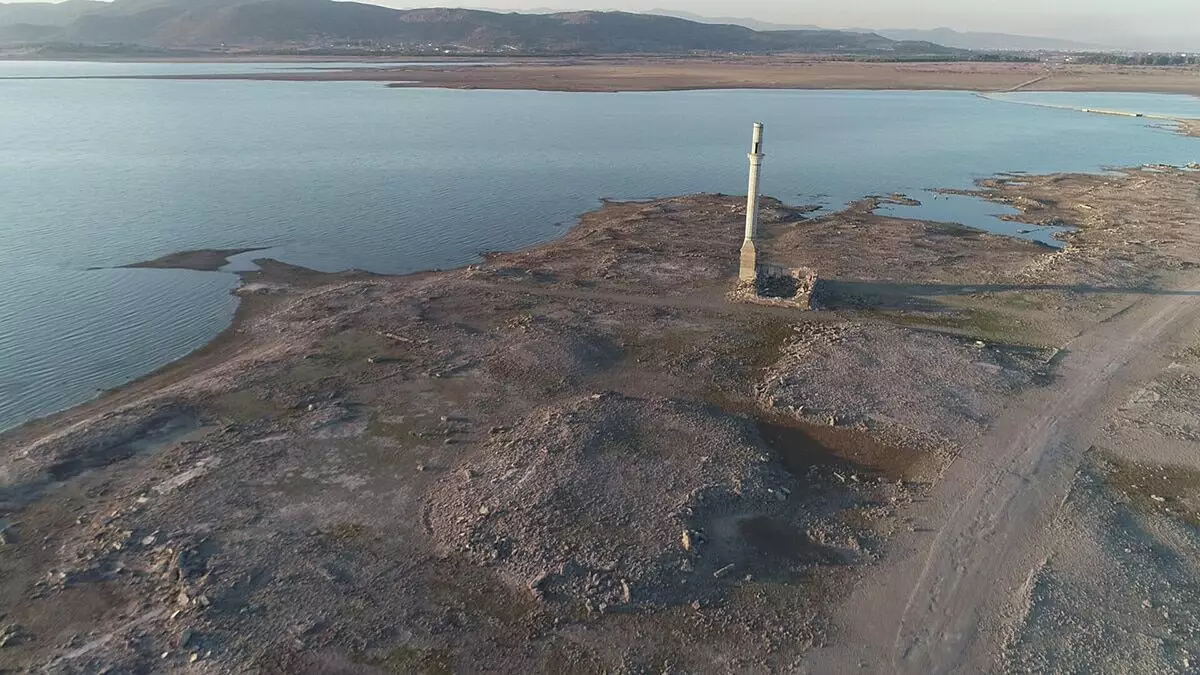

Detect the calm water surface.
xmin=1 ymin=78 xmax=1198 ymax=431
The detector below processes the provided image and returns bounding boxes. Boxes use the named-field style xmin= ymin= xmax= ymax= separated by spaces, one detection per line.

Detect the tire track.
xmin=893 ymin=284 xmax=1200 ymax=673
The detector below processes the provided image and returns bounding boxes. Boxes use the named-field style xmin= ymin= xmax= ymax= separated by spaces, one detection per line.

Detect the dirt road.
xmin=811 ymin=278 xmax=1200 ymax=673
xmin=1003 ymin=74 xmax=1051 ymax=92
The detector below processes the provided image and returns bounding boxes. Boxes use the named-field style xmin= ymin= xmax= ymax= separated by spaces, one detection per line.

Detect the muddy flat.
xmin=116 ymin=248 xmax=265 ymax=272
xmin=1 ymin=168 xmax=1200 ymax=672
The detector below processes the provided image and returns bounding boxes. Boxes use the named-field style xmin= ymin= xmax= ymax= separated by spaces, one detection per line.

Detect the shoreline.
xmin=977 ymin=91 xmax=1200 ymax=137
xmin=0 ymin=259 xmax=339 ymax=445
xmin=0 ymin=178 xmax=1029 ymax=445
xmin=8 ymin=153 xmax=1200 ymax=438
xmin=2 ymin=167 xmax=1200 ymax=671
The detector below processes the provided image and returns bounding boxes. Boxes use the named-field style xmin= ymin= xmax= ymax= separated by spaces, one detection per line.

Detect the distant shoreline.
xmin=14 ymin=57 xmax=1200 ymax=98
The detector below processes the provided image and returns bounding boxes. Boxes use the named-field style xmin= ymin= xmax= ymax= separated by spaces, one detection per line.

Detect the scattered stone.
xmin=0 ymin=624 xmax=21 ymax=649
xmin=179 ymin=629 xmax=193 ymax=648
xmin=529 ymin=572 xmax=550 ymax=600
xmin=1150 ymin=494 xmax=1166 ymax=502
xmin=681 ymin=530 xmax=693 ymax=552
xmin=713 ymin=564 xmax=736 ymax=579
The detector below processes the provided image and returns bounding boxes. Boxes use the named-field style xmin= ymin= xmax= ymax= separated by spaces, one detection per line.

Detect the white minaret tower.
xmin=739 ymin=122 xmax=765 ymax=283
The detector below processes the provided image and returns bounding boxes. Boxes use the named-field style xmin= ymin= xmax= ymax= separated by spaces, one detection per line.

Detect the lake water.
xmin=1 ymin=74 xmax=1198 ymax=431
xmin=0 ymin=60 xmax=504 ymax=78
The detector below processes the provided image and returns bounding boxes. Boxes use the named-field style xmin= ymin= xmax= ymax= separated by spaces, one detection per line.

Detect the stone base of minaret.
xmin=739 ymin=240 xmax=759 ymax=282
xmin=730 ymin=262 xmax=818 ymax=311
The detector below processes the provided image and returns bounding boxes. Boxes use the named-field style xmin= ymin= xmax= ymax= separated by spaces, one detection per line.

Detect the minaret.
xmin=739 ymin=122 xmax=765 ymax=283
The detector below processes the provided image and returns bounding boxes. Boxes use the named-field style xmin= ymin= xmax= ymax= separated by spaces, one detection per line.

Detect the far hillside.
xmin=0 ymin=0 xmax=969 ymax=57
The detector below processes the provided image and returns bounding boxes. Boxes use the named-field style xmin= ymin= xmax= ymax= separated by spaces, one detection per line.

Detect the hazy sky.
xmin=15 ymin=0 xmax=1200 ymax=49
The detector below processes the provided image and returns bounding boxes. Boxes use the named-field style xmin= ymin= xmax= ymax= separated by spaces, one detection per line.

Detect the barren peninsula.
xmin=2 ymin=164 xmax=1199 ymax=672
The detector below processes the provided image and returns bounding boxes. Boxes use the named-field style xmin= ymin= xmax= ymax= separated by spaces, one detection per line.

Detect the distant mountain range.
xmin=640 ymin=9 xmax=822 ymax=34
xmin=864 ymin=27 xmax=1110 ymax=52
xmin=0 ymin=0 xmax=966 ymax=55
xmin=647 ymin=9 xmax=1113 ymax=52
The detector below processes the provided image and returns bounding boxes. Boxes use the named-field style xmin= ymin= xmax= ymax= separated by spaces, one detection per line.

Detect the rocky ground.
xmin=999 ymin=318 xmax=1200 ymax=674
xmin=1 ymin=168 xmax=1199 ymax=673
xmin=1001 ymin=449 xmax=1200 ymax=674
